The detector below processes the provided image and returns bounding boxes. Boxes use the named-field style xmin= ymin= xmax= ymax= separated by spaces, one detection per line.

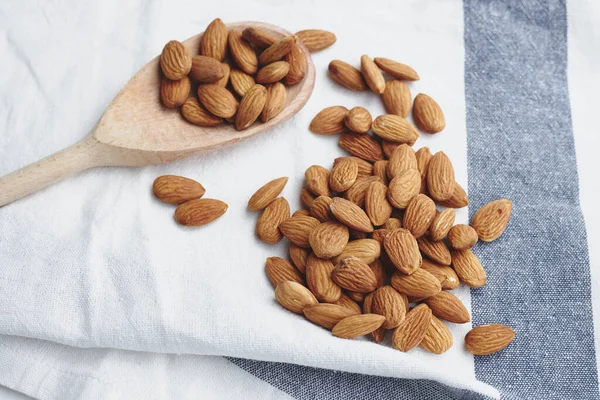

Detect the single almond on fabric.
xmin=242 ymin=26 xmax=278 ymax=48
xmin=392 ymin=304 xmax=432 ymax=352
xmin=437 ymin=182 xmax=469 ymax=208
xmin=328 ymin=60 xmax=368 ymax=91
xmin=215 ymin=62 xmax=230 ymax=87
xmin=310 ymin=196 xmax=334 ymax=222
xmin=465 ymin=324 xmax=515 ymax=355
xmin=371 ymin=229 xmax=390 ymax=244
xmin=344 ymin=107 xmax=372 ymax=133
xmin=256 ymin=197 xmax=290 ymax=244
xmin=153 ymin=175 xmax=205 ymax=204
xmin=304 ymin=303 xmax=359 ymax=329
xmin=424 ymin=291 xmax=470 ymax=323
xmin=451 ymin=249 xmax=487 ymax=288
xmin=363 ymin=292 xmax=387 ymax=343
xmin=331 ymin=239 xmax=381 ymax=265
xmin=427 ymin=152 xmax=456 ymax=202
xmin=343 ymin=175 xmax=382 ymax=207
xmin=421 ymin=315 xmax=453 ymax=354
xmin=275 ymin=281 xmax=318 ymax=314
xmin=333 ymin=292 xmax=362 ymax=314
xmin=413 ymin=93 xmax=445 ymax=134
xmin=448 ymin=224 xmax=478 ymax=250
xmin=309 ymin=221 xmax=349 ymax=259
xmin=373 ymin=57 xmax=419 ymax=81
xmin=372 ymin=160 xmax=389 ymax=185
xmin=382 ymin=140 xmax=400 ymax=159
xmin=332 ymin=314 xmax=386 ymax=338
xmin=382 ymin=80 xmax=411 ymax=118
xmin=197 ymin=84 xmax=239 ymax=118
xmin=361 ymin=54 xmax=385 ymax=94
xmin=256 ymin=61 xmax=290 ymax=84
xmin=200 ymin=18 xmax=228 ymax=61
xmin=261 ymin=82 xmax=287 ymax=122
xmin=332 ymin=256 xmax=378 ymax=293
xmin=334 ymin=156 xmax=373 ymax=177
xmin=387 ymin=169 xmax=421 ymax=209
xmin=371 ymin=285 xmax=407 ymax=329
xmin=259 ymin=35 xmax=296 ymax=65
xmin=369 ymin=259 xmax=388 ymax=288
xmin=284 ymin=43 xmax=307 ymax=85
xmin=383 ymin=218 xmax=402 ymax=230
xmin=236 ymin=84 xmax=267 ymax=130
xmin=403 ymin=194 xmax=436 ymax=238
xmin=305 ymin=165 xmax=331 ymax=197
xmin=329 ymin=157 xmax=358 ymax=192
xmin=417 ymin=236 xmax=451 ymax=265
xmin=305 ymin=253 xmax=342 ymax=302
xmin=248 ymin=176 xmax=288 ymax=211
xmin=415 ymin=147 xmax=432 ymax=193
xmin=228 ymin=30 xmax=258 ymax=74
xmin=421 ymin=258 xmax=460 ymax=290
xmin=310 ymin=106 xmax=349 ymax=135
xmin=384 ymin=228 xmax=422 ymax=274
xmin=181 ymin=97 xmax=222 ymax=127
xmin=265 ymin=257 xmax=304 ymax=287
xmin=429 ymin=208 xmax=456 ymax=241
xmin=174 ymin=198 xmax=228 ymax=226
xmin=289 ymin=243 xmax=309 ymax=274
xmin=300 ymin=188 xmax=316 ymax=209
xmin=190 ymin=56 xmax=226 ymax=83
xmin=470 ymin=199 xmax=513 ymax=242
xmin=160 ymin=40 xmax=192 ymax=80
xmin=161 ymin=77 xmax=191 ymax=109
xmin=329 ymin=197 xmax=373 ymax=233
xmin=387 ymin=144 xmax=418 ymax=179
xmin=365 ymin=181 xmax=393 ymax=226
xmin=372 ymin=115 xmax=419 ymax=144
xmin=279 ymin=214 xmax=320 ymax=247
xmin=295 ymin=29 xmax=337 ymax=52
xmin=391 ymin=269 xmax=441 ymax=298
xmin=338 ymin=133 xmax=383 ymax=162
xmin=230 ymin=68 xmax=256 ymax=97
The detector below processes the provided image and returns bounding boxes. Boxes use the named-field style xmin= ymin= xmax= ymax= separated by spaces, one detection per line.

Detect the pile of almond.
xmin=159 ymin=19 xmax=335 ymax=130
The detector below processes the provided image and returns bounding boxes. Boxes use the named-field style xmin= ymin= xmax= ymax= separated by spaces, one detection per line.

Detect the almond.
xmin=305 ymin=165 xmax=331 ymax=197
xmin=372 ymin=115 xmax=419 ymax=144
xmin=424 ymin=291 xmax=470 ymax=323
xmin=332 ymin=314 xmax=386 ymax=338
xmin=160 ymin=77 xmax=191 ymax=109
xmin=360 ymin=55 xmax=385 ymax=94
xmin=338 ymin=133 xmax=383 ymax=162
xmin=310 ymin=106 xmax=349 ymax=135
xmin=330 ymin=197 xmax=373 ymax=233
xmin=387 ymin=169 xmax=420 ymax=209
xmin=197 ymin=84 xmax=239 ymax=118
xmin=421 ymin=315 xmax=453 ymax=354
xmin=403 ymin=194 xmax=436 ymax=238
xmin=289 ymin=243 xmax=309 ymax=274
xmin=448 ymin=224 xmax=478 ymax=250
xmin=259 ymin=35 xmax=296 ymax=65
xmin=256 ymin=197 xmax=290 ymax=244
xmin=392 ymin=304 xmax=431 ymax=352
xmin=265 ymin=257 xmax=304 ymax=287
xmin=310 ymin=195 xmax=334 ymax=222
xmin=300 ymin=188 xmax=316 ymax=209
xmin=174 ymin=198 xmax=228 ymax=226
xmin=371 ymin=229 xmax=390 ymax=244
xmin=362 ymin=292 xmax=387 ymax=343
xmin=369 ymin=259 xmax=388 ymax=288
xmin=228 ymin=30 xmax=258 ymax=74
xmin=465 ymin=324 xmax=515 ymax=355
xmin=328 ymin=60 xmax=368 ymax=91
xmin=437 ymin=182 xmax=469 ymax=208
xmin=420 ymin=258 xmax=460 ymax=290
xmin=382 ymin=140 xmax=400 ymax=159
xmin=373 ymin=57 xmax=419 ymax=81
xmin=275 ymin=281 xmax=318 ymax=314
xmin=309 ymin=221 xmax=349 ymax=259
xmin=417 ymin=236 xmax=451 ymax=265
xmin=387 ymin=144 xmax=418 ymax=179
xmin=293 ymin=209 xmax=311 ymax=217
xmin=160 ymin=40 xmax=192 ymax=80
xmin=284 ymin=43 xmax=307 ymax=85
xmin=413 ymin=93 xmax=445 ymax=134
xmin=451 ymin=249 xmax=487 ymax=288
xmin=248 ymin=176 xmax=288 ymax=211
xmin=429 ymin=208 xmax=456 ymax=241
xmin=371 ymin=285 xmax=407 ymax=329
xmin=256 ymin=61 xmax=290 ymax=84
xmin=235 ymin=84 xmax=267 ymax=130
xmin=215 ymin=63 xmax=230 ymax=87
xmin=391 ymin=269 xmax=441 ymax=298
xmin=295 ymin=29 xmax=337 ymax=52
xmin=349 ymin=229 xmax=369 ymax=240
xmin=304 ymin=303 xmax=359 ymax=329
xmin=329 ymin=157 xmax=358 ymax=192
xmin=189 ymin=56 xmax=226 ymax=83
xmin=261 ymin=82 xmax=287 ymax=122
xmin=372 ymin=160 xmax=389 ymax=185
xmin=383 ymin=218 xmax=403 ymax=230
xmin=470 ymin=199 xmax=512 ymax=242
xmin=365 ymin=181 xmax=392 ymax=226
xmin=153 ymin=175 xmax=205 ymax=204
xmin=242 ymin=27 xmax=278 ymax=48
xmin=230 ymin=68 xmax=256 ymax=97
xmin=331 ymin=239 xmax=381 ymax=265
xmin=415 ymin=147 xmax=432 ymax=193
xmin=427 ymin=152 xmax=455 ymax=202
xmin=180 ymin=97 xmax=222 ymax=127
xmin=382 ymin=80 xmax=411 ymax=118
xmin=384 ymin=228 xmax=421 ymax=274
xmin=334 ymin=157 xmax=373 ymax=177
xmin=279 ymin=215 xmax=320 ymax=247
xmin=305 ymin=253 xmax=342 ymax=302
xmin=200 ymin=18 xmax=228 ymax=61
xmin=344 ymin=107 xmax=372 ymax=133
xmin=333 ymin=292 xmax=362 ymax=314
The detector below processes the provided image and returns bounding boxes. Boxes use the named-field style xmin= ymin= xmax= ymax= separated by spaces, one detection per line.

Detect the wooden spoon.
xmin=0 ymin=22 xmax=315 ymax=207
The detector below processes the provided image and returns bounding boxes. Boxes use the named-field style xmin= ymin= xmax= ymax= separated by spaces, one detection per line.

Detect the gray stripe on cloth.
xmin=463 ymin=0 xmax=599 ymax=399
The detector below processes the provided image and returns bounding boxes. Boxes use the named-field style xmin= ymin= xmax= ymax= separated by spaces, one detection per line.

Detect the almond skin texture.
xmin=265 ymin=257 xmax=304 ymax=287
xmin=300 ymin=188 xmax=316 ymax=209
xmin=465 ymin=324 xmax=515 ymax=355
xmin=365 ymin=181 xmax=393 ymax=226
xmin=330 ymin=197 xmax=373 ymax=233
xmin=369 ymin=259 xmax=388 ymax=288
xmin=333 ymin=292 xmax=362 ymax=314
xmin=305 ymin=254 xmax=342 ymax=302
xmin=387 ymin=144 xmax=417 ymax=179
xmin=392 ymin=304 xmax=432 ymax=352
xmin=329 ymin=157 xmax=358 ymax=192
xmin=256 ymin=197 xmax=290 ymax=244
xmin=331 ymin=239 xmax=381 ymax=265
xmin=470 ymin=199 xmax=513 ymax=242
xmin=344 ymin=176 xmax=382 ymax=207
xmin=310 ymin=106 xmax=349 ymax=135
xmin=293 ymin=209 xmax=311 ymax=217
xmin=391 ymin=269 xmax=441 ymax=298
xmin=200 ymin=18 xmax=228 ymax=61
xmin=180 ymin=97 xmax=222 ymax=127
xmin=384 ymin=228 xmax=422 ymax=274
xmin=345 ymin=107 xmax=372 ymax=133
xmin=373 ymin=57 xmax=419 ymax=81
xmin=328 ymin=60 xmax=368 ymax=91
xmin=403 ymin=194 xmax=436 ymax=238
xmin=289 ymin=243 xmax=309 ymax=274
xmin=161 ymin=77 xmax=191 ymax=109
xmin=285 ymin=43 xmax=307 ymax=85
xmin=448 ymin=224 xmax=479 ymax=250
xmin=424 ymin=291 xmax=470 ymax=323
xmin=363 ymin=292 xmax=387 ymax=343
xmin=382 ymin=140 xmax=400 ymax=159
xmin=384 ymin=218 xmax=403 ymax=230
xmin=197 ymin=84 xmax=239 ymax=118
xmin=427 ymin=152 xmax=456 ymax=202
xmin=417 ymin=236 xmax=452 ymax=265
xmin=309 ymin=221 xmax=349 ymax=259
xmin=371 ymin=285 xmax=407 ymax=329
xmin=228 ymin=30 xmax=258 ymax=74
xmin=421 ymin=315 xmax=453 ymax=354
xmin=259 ymin=35 xmax=296 ymax=65
xmin=332 ymin=256 xmax=378 ymax=293
xmin=429 ymin=208 xmax=456 ymax=241
xmin=242 ymin=27 xmax=278 ymax=48
xmin=332 ymin=314 xmax=386 ymax=338
xmin=361 ymin=55 xmax=386 ymax=94
xmin=261 ymin=82 xmax=287 ymax=122
xmin=339 ymin=133 xmax=383 ymax=162
xmin=275 ymin=281 xmax=318 ymax=314
xmin=190 ymin=56 xmax=226 ymax=83
xmin=372 ymin=115 xmax=419 ymax=144
xmin=413 ymin=93 xmax=445 ymax=134
xmin=295 ymin=29 xmax=336 ymax=52
xmin=174 ymin=198 xmax=228 ymax=226
xmin=438 ymin=183 xmax=469 ymax=208
xmin=420 ymin=258 xmax=460 ymax=290
xmin=373 ymin=161 xmax=389 ymax=185
xmin=160 ymin=40 xmax=192 ymax=80
xmin=415 ymin=147 xmax=432 ymax=193
xmin=248 ymin=177 xmax=288 ymax=211
xmin=215 ymin=62 xmax=230 ymax=87
xmin=305 ymin=165 xmax=331 ymax=197
xmin=230 ymin=68 xmax=256 ymax=97
xmin=303 ymin=304 xmax=359 ymax=329
xmin=310 ymin=196 xmax=334 ymax=222
xmin=334 ymin=157 xmax=373 ymax=177
xmin=371 ymin=229 xmax=389 ymax=244
xmin=153 ymin=175 xmax=205 ymax=204
xmin=256 ymin=61 xmax=290 ymax=84
xmin=236 ymin=84 xmax=267 ymax=130
xmin=451 ymin=249 xmax=487 ymax=288
xmin=279 ymin=215 xmax=320 ymax=248
xmin=382 ymin=80 xmax=411 ymax=118
xmin=387 ymin=169 xmax=421 ymax=209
